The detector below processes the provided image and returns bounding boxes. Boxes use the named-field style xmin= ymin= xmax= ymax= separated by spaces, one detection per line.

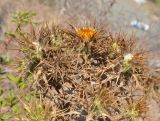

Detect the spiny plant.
xmin=5 ymin=11 xmax=160 ymax=121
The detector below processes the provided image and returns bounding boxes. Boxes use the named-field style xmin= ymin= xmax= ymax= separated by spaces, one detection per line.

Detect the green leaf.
xmin=24 ymin=95 xmax=31 ymax=102
xmin=7 ymin=74 xmax=19 ymax=84
xmin=18 ymin=81 xmax=27 ymax=89
xmin=0 ymin=113 xmax=14 ymax=120
xmin=0 ymin=55 xmax=11 ymax=65
xmin=12 ymin=105 xmax=22 ymax=114
xmin=5 ymin=32 xmax=15 ymax=38
xmin=12 ymin=11 xmax=36 ymax=25
xmin=7 ymin=74 xmax=26 ymax=88
xmin=2 ymin=90 xmax=17 ymax=107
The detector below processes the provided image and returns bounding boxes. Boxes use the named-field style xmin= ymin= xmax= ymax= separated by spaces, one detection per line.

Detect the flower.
xmin=77 ymin=27 xmax=96 ymax=42
xmin=123 ymin=53 xmax=134 ymax=72
xmin=124 ymin=53 xmax=134 ymax=63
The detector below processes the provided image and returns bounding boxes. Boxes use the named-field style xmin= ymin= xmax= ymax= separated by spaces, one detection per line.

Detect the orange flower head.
xmin=77 ymin=27 xmax=96 ymax=42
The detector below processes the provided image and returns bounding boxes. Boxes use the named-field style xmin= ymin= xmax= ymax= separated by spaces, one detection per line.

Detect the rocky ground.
xmin=0 ymin=0 xmax=160 ymax=120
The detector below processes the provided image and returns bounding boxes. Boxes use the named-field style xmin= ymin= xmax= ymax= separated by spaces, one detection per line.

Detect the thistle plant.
xmin=4 ymin=11 xmax=160 ymax=121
